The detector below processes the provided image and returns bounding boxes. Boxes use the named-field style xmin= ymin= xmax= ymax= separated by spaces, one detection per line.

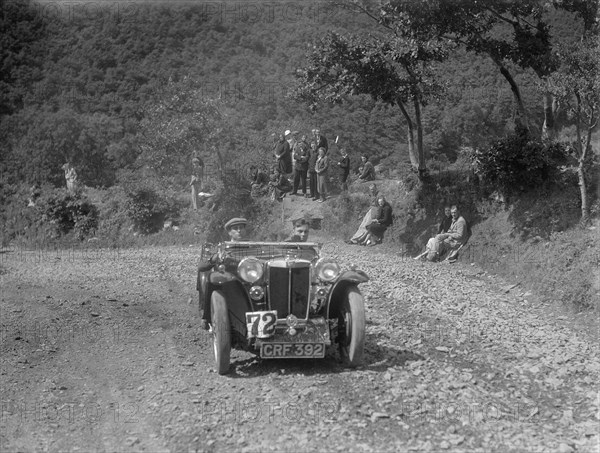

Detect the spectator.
xmin=358 ymin=155 xmax=376 ymax=181
xmin=62 ymin=163 xmax=78 ymax=194
xmin=249 ymin=165 xmax=269 ymax=198
xmin=274 ymin=133 xmax=292 ymax=175
xmin=190 ymin=157 xmax=204 ymax=209
xmin=365 ymin=195 xmax=393 ymax=245
xmin=307 ymin=142 xmax=320 ymax=200
xmin=438 ymin=206 xmax=452 ymax=234
xmin=291 ymin=144 xmax=309 ymax=196
xmin=286 ymin=218 xmax=310 ymax=242
xmin=315 ymin=147 xmax=329 ymax=203
xmin=269 ymin=168 xmax=292 ymax=202
xmin=314 ymin=129 xmax=328 ymax=153
xmin=422 ymin=205 xmax=468 ymax=261
xmin=337 ymin=148 xmax=350 ymax=192
xmin=348 ymin=184 xmax=380 ymax=244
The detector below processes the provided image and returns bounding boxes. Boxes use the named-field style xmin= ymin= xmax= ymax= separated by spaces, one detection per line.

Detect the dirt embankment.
xmin=1 ymin=242 xmax=598 ymax=452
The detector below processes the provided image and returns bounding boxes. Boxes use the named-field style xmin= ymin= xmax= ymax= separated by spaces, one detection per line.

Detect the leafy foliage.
xmin=37 ymin=189 xmax=99 ymax=239
xmin=470 ymin=128 xmax=567 ymax=195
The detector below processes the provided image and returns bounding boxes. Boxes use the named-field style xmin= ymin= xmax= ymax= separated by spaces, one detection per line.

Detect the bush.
xmin=470 ymin=129 xmax=567 ymax=195
xmin=35 ymin=188 xmax=99 ymax=240
xmin=125 ymin=187 xmax=179 ymax=235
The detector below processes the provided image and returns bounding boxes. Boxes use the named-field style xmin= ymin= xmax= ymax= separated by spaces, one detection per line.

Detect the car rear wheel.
xmin=211 ymin=291 xmax=231 ymax=375
xmin=338 ymin=285 xmax=366 ymax=367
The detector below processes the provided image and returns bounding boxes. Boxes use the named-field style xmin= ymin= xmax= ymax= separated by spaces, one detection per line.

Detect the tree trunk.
xmin=494 ymin=59 xmax=529 ymax=131
xmin=577 ymin=163 xmax=589 ymax=224
xmin=412 ymin=97 xmax=426 ymax=177
xmin=541 ymin=90 xmax=557 ymax=140
xmin=574 ymin=92 xmax=590 ymax=224
xmin=397 ymin=100 xmax=419 ymax=171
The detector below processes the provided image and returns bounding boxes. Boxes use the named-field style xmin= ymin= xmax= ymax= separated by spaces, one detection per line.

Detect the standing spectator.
xmin=62 ymin=163 xmax=78 ymax=194
xmin=307 ymin=142 xmax=320 ymax=200
xmin=337 ymin=148 xmax=350 ymax=192
xmin=314 ymin=129 xmax=328 ymax=153
xmin=315 ymin=147 xmax=329 ymax=203
xmin=291 ymin=143 xmax=309 ymax=196
xmin=358 ymin=155 xmax=376 ymax=181
xmin=274 ymin=133 xmax=292 ymax=175
xmin=190 ymin=157 xmax=204 ymax=209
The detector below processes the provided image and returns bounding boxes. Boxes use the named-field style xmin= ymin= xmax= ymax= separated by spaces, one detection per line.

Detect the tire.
xmin=338 ymin=285 xmax=366 ymax=367
xmin=211 ymin=291 xmax=231 ymax=375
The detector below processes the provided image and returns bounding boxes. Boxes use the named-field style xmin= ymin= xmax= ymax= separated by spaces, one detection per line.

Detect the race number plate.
xmin=260 ymin=343 xmax=325 ymax=359
xmin=246 ymin=311 xmax=277 ymax=339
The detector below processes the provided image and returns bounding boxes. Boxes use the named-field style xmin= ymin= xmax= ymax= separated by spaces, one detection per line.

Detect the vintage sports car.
xmin=196 ymin=241 xmax=369 ymax=375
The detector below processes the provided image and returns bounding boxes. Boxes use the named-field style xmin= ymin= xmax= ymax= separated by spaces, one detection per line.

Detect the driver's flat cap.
xmin=224 ymin=217 xmax=247 ymax=230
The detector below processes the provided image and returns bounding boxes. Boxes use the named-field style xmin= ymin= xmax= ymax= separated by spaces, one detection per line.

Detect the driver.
xmin=199 ymin=217 xmax=248 ymax=330
xmin=285 ymin=218 xmax=310 ymax=242
xmin=224 ymin=217 xmax=248 ymax=241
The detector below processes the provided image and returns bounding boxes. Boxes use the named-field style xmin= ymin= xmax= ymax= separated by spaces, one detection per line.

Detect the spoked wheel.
xmin=338 ymin=285 xmax=366 ymax=367
xmin=210 ymin=291 xmax=231 ymax=375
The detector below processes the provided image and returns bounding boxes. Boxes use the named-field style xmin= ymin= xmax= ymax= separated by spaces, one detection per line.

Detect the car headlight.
xmin=238 ymin=257 xmax=264 ymax=283
xmin=315 ymin=258 xmax=341 ymax=282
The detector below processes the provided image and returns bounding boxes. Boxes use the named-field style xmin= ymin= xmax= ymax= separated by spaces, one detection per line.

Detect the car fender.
xmin=326 ymin=271 xmax=369 ymax=319
xmin=207 ymin=272 xmax=252 ymax=340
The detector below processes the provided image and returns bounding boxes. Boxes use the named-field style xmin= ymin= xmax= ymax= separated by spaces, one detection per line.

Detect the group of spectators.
xmin=249 ymin=129 xmax=378 ymax=203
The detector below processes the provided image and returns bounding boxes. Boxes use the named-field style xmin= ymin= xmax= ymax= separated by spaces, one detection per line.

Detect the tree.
xmin=373 ymin=0 xmax=587 ymax=137
xmin=547 ymin=36 xmax=599 ymax=223
xmin=294 ymin=30 xmax=446 ymax=177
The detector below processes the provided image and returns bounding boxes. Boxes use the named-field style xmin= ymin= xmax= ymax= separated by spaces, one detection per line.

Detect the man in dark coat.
xmin=307 ymin=141 xmax=319 ymax=200
xmin=337 ymin=148 xmax=350 ymax=192
xmin=274 ymin=133 xmax=292 ymax=175
xmin=291 ymin=145 xmax=309 ymax=196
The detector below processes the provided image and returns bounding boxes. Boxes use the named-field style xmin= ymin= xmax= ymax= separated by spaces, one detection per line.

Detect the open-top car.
xmin=196 ymin=241 xmax=369 ymax=374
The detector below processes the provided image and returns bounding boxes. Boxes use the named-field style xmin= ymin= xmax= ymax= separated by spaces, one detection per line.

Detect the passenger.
xmin=364 ymin=195 xmax=393 ymax=246
xmin=285 ymin=218 xmax=310 ymax=242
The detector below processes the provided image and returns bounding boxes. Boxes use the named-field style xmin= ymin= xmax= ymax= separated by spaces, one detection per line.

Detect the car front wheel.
xmin=338 ymin=285 xmax=366 ymax=367
xmin=211 ymin=290 xmax=231 ymax=375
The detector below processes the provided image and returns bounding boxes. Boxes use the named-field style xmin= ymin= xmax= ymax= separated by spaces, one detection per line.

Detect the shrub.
xmin=37 ymin=188 xmax=99 ymax=240
xmin=470 ymin=129 xmax=567 ymax=195
xmin=125 ymin=187 xmax=179 ymax=235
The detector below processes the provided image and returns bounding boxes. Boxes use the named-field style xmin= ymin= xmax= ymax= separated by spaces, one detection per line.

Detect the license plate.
xmin=246 ymin=311 xmax=277 ymax=339
xmin=260 ymin=343 xmax=325 ymax=359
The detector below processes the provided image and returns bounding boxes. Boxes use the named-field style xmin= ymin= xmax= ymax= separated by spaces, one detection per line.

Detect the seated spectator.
xmin=285 ymin=218 xmax=310 ymax=242
xmin=269 ymin=168 xmax=292 ymax=202
xmin=249 ymin=165 xmax=269 ymax=198
xmin=364 ymin=195 xmax=393 ymax=245
xmin=358 ymin=155 xmax=376 ymax=181
xmin=422 ymin=205 xmax=468 ymax=261
xmin=347 ymin=184 xmax=380 ymax=245
xmin=438 ymin=206 xmax=452 ymax=234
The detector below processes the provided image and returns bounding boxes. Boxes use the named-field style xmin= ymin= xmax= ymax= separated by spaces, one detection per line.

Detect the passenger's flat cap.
xmin=224 ymin=217 xmax=247 ymax=230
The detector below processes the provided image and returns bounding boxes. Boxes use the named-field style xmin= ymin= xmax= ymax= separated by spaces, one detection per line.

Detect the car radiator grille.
xmin=267 ymin=261 xmax=310 ymax=319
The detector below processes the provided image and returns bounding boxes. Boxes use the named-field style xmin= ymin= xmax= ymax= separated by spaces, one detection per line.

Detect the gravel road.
xmin=1 ymin=240 xmax=598 ymax=452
